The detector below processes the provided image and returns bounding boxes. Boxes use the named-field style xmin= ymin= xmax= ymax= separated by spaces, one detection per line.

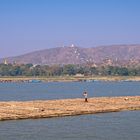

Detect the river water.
xmin=0 ymin=111 xmax=139 ymax=140
xmin=0 ymin=81 xmax=140 ymax=140
xmin=0 ymin=81 xmax=140 ymax=101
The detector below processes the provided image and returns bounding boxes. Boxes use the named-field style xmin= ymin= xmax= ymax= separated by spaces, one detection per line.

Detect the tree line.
xmin=0 ymin=63 xmax=140 ymax=76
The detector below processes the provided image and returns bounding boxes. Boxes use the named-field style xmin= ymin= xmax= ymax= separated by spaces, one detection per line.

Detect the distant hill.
xmin=1 ymin=44 xmax=140 ymax=66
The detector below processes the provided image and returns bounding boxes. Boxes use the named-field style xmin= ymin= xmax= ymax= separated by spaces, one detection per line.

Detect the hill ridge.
xmin=1 ymin=44 xmax=140 ymax=66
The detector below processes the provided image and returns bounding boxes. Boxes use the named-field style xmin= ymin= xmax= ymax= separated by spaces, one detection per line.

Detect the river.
xmin=0 ymin=81 xmax=139 ymax=140
xmin=0 ymin=111 xmax=139 ymax=140
xmin=0 ymin=81 xmax=140 ymax=101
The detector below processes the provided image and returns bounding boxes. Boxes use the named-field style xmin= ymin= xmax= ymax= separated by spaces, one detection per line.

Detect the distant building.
xmin=75 ymin=73 xmax=84 ymax=77
xmin=92 ymin=63 xmax=97 ymax=67
xmin=71 ymin=44 xmax=75 ymax=47
xmin=13 ymin=61 xmax=17 ymax=65
xmin=4 ymin=59 xmax=8 ymax=65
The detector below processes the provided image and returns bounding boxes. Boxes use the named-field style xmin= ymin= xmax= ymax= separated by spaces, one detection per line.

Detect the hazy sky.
xmin=0 ymin=0 xmax=140 ymax=57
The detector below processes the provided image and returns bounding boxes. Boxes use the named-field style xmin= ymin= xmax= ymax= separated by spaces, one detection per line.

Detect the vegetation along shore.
xmin=0 ymin=96 xmax=140 ymax=121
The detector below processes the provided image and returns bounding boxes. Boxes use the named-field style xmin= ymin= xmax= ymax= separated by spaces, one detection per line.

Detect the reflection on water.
xmin=0 ymin=111 xmax=140 ymax=140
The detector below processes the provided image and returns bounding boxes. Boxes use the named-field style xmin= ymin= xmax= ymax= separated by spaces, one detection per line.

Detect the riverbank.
xmin=0 ymin=96 xmax=140 ymax=121
xmin=0 ymin=76 xmax=140 ymax=83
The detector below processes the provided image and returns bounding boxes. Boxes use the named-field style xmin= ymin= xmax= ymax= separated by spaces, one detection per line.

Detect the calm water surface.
xmin=0 ymin=111 xmax=140 ymax=140
xmin=0 ymin=81 xmax=140 ymax=101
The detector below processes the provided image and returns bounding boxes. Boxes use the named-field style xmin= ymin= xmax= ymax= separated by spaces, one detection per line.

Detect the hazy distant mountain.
xmin=1 ymin=44 xmax=140 ymax=66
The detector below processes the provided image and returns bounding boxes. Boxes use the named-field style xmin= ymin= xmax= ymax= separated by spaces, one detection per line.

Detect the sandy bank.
xmin=0 ymin=96 xmax=140 ymax=121
xmin=0 ymin=76 xmax=140 ymax=83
